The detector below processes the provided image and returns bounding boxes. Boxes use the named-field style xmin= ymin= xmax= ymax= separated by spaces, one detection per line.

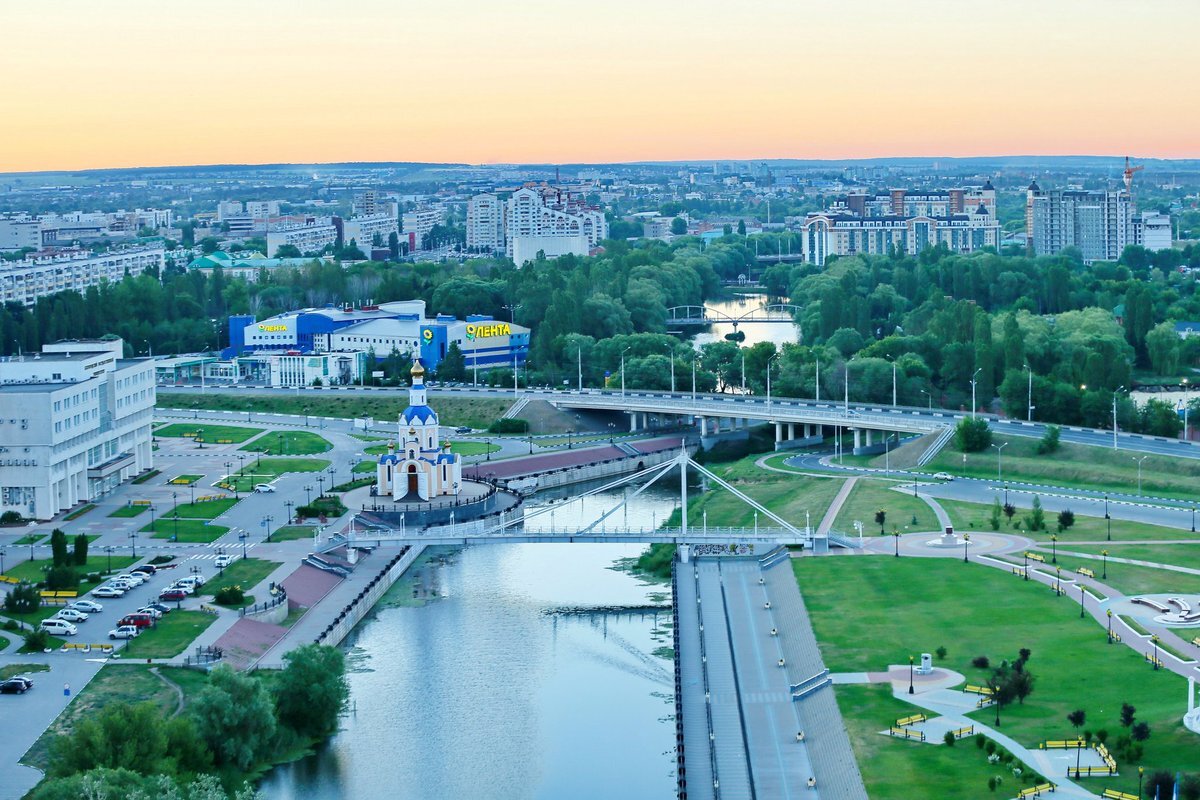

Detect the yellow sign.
xmin=421 ymin=328 xmax=434 ymax=343
xmin=465 ymin=322 xmax=511 ymax=340
xmin=257 ymin=324 xmax=287 ymax=332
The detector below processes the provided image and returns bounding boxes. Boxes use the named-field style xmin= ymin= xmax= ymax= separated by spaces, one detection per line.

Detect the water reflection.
xmin=691 ymin=293 xmax=800 ymax=350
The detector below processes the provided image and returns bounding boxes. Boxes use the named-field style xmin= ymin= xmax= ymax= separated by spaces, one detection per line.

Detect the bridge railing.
xmin=348 ymin=523 xmax=810 ymax=542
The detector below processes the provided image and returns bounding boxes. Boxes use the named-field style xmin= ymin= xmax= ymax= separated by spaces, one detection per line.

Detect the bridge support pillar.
xmin=629 ymin=413 xmax=638 ymax=432
xmin=775 ymin=421 xmax=783 ymax=443
xmin=865 ymin=429 xmax=874 ymax=447
xmin=787 ymin=422 xmax=796 ymax=441
xmin=678 ymin=544 xmax=690 ymax=564
xmin=853 ymin=428 xmax=862 ymax=449
xmin=700 ymin=417 xmax=709 ymax=436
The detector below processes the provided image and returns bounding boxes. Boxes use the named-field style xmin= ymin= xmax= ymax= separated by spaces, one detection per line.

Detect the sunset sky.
xmin=2 ymin=0 xmax=1197 ymax=172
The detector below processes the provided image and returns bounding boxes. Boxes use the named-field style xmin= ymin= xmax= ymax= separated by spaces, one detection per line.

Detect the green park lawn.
xmin=795 ymin=556 xmax=1200 ymax=796
xmin=240 ymin=430 xmax=332 ymax=455
xmin=1045 ymin=550 xmax=1200 ymax=596
xmin=160 ymin=392 xmax=512 ymax=429
xmin=167 ymin=474 xmax=203 ymax=485
xmin=925 ymin=437 xmax=1200 ymax=502
xmin=142 ymin=518 xmax=230 ymax=543
xmin=939 ymin=498 xmax=1198 ymax=543
xmin=120 ymin=610 xmax=215 ymax=659
xmin=200 ymin=558 xmax=281 ymax=598
xmin=681 ymin=454 xmax=843 ymax=529
xmin=352 ymin=460 xmax=375 ymax=474
xmin=154 ymin=423 xmax=264 ymax=443
xmin=0 ymin=663 xmax=48 ymax=681
xmin=1066 ymin=542 xmax=1200 ymax=566
xmin=223 ymin=457 xmax=330 ymax=493
xmin=63 ymin=504 xmax=96 ymax=520
xmin=107 ymin=504 xmax=150 ymax=518
xmin=833 ymin=479 xmax=941 ymax=536
xmin=162 ymin=497 xmax=238 ymax=520
xmin=4 ymin=554 xmax=136 ymax=587
xmin=269 ymin=525 xmax=318 ymax=542
xmin=12 ymin=533 xmax=45 ymax=546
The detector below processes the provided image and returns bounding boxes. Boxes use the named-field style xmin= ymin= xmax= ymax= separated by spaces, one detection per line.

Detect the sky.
xmin=2 ymin=0 xmax=1198 ymax=172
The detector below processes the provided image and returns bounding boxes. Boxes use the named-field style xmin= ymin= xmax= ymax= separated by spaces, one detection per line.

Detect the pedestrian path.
xmin=907 ymin=485 xmax=952 ymax=530
xmin=816 ymin=477 xmax=857 ymax=535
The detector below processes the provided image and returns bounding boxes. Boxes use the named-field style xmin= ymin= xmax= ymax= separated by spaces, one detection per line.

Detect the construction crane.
xmin=1123 ymin=156 xmax=1144 ymax=193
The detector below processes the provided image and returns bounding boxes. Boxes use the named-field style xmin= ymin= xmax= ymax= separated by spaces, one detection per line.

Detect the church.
xmin=375 ymin=359 xmax=463 ymax=501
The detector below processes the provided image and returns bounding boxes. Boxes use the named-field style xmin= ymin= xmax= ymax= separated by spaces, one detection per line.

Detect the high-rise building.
xmin=0 ymin=246 xmax=165 ymax=306
xmin=466 ymin=193 xmax=504 ymax=252
xmin=799 ymin=184 xmax=1000 ymax=267
xmin=1027 ymin=184 xmax=1139 ymax=263
xmin=504 ymin=187 xmax=608 ymax=263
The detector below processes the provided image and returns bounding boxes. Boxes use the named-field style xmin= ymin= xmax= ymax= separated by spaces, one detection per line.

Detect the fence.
xmin=182 ymin=645 xmax=223 ymax=669
xmin=240 ymin=586 xmax=288 ymax=617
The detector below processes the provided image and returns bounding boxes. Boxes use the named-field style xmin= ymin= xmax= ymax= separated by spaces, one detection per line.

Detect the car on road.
xmin=53 ymin=608 xmax=89 ymax=623
xmin=159 ymin=589 xmax=188 ymax=602
xmin=92 ymin=586 xmax=126 ymax=598
xmin=933 ymin=472 xmax=954 ymax=481
xmin=454 ymin=426 xmax=472 ymax=434
xmin=131 ymin=564 xmax=158 ymax=575
xmin=254 ymin=483 xmax=275 ymax=493
xmin=0 ymin=677 xmax=34 ymax=694
xmin=69 ymin=600 xmax=104 ymax=614
xmin=214 ymin=554 xmax=234 ymax=569
xmin=39 ymin=618 xmax=78 ymax=636
xmin=109 ymin=625 xmax=140 ymax=640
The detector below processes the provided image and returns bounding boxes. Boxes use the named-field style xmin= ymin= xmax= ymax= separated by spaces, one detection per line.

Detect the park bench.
xmin=1169 ymin=597 xmax=1191 ymax=614
xmin=950 ymin=725 xmax=974 ymax=739
xmin=888 ymin=726 xmax=925 ymax=741
xmin=1017 ymin=782 xmax=1055 ymax=797
xmin=975 ymin=696 xmax=994 ymax=708
xmin=199 ymin=604 xmax=221 ymax=616
xmin=1103 ymin=790 xmax=1139 ymax=800
xmin=1132 ymin=596 xmax=1170 ymax=613
xmin=1069 ymin=765 xmax=1116 ymax=778
xmin=1077 ymin=567 xmax=1095 ymax=578
xmin=1012 ymin=567 xmax=1025 ymax=576
xmin=0 ymin=575 xmax=19 ymax=584
xmin=1025 ymin=551 xmax=1046 ymax=563
xmin=895 ymin=714 xmax=926 ymax=727
xmin=1144 ymin=653 xmax=1164 ymax=668
xmin=131 ymin=499 xmax=151 ymax=506
xmin=1040 ymin=739 xmax=1085 ymax=749
xmin=216 ymin=439 xmax=233 ymax=444
xmin=39 ymin=590 xmax=77 ymax=605
xmin=1181 ymin=612 xmax=1200 ymax=623
xmin=963 ymin=685 xmax=993 ymax=696
xmin=1109 ymin=629 xmax=1122 ymax=643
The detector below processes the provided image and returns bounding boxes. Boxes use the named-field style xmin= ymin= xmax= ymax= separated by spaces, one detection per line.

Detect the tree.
xmin=388 ymin=231 xmax=400 ymax=260
xmin=989 ymin=498 xmax=1002 ymax=531
xmin=874 ymin=509 xmax=887 ymax=535
xmin=1130 ymin=721 xmax=1151 ymax=742
xmin=1026 ymin=495 xmax=1046 ymax=532
xmin=49 ymin=701 xmax=172 ymax=777
xmin=1067 ymin=709 xmax=1086 ymax=731
xmin=1036 ymin=425 xmax=1060 ymax=455
xmin=1003 ymin=503 xmax=1016 ymax=522
xmin=4 ymin=581 xmax=40 ymax=614
xmin=437 ymin=342 xmax=467 ymax=382
xmin=1120 ymin=702 xmax=1136 ymax=728
xmin=955 ymin=417 xmax=992 ymax=452
xmin=274 ymin=244 xmax=302 ymax=258
xmin=1146 ymin=321 xmax=1181 ymax=376
xmin=1145 ymin=772 xmax=1176 ymax=800
xmin=736 ymin=219 xmax=746 ymax=236
xmin=50 ymin=528 xmax=69 ymax=567
xmin=274 ymin=644 xmax=349 ymax=738
xmin=45 ymin=566 xmax=77 ymax=591
xmin=670 ymin=217 xmax=688 ymax=236
xmin=190 ymin=665 xmax=277 ymax=770
xmin=72 ymin=533 xmax=89 ymax=566
xmin=1056 ymin=509 xmax=1075 ymax=532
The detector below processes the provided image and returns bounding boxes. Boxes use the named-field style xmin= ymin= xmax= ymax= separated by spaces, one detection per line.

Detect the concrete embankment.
xmin=466 ymin=435 xmax=692 ymax=491
xmin=314 ymin=544 xmax=427 ymax=649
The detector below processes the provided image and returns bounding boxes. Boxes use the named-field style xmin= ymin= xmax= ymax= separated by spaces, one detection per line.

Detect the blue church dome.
xmin=401 ymin=405 xmax=437 ymax=424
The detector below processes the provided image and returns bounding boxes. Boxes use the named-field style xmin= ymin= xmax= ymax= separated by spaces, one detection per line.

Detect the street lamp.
xmin=893 ymin=529 xmax=901 ymax=557
xmin=962 ymin=533 xmax=970 ymax=563
xmin=303 ymin=406 xmax=310 ymax=427
xmin=1112 ymin=386 xmax=1125 ymax=450
xmin=304 ymin=485 xmax=313 ymax=507
xmin=1051 ymin=534 xmax=1057 ymax=564
xmin=1023 ymin=550 xmax=1029 ymax=580
xmin=908 ymin=656 xmax=914 ymax=694
xmin=1106 ymin=609 xmax=1113 ymax=643
xmin=1183 ymin=377 xmax=1190 ymax=442
xmin=1055 ymin=566 xmax=1062 ymax=595
xmin=172 ymin=492 xmax=179 ymax=542
xmin=991 ymin=441 xmax=1008 ymax=482
xmin=1138 ymin=766 xmax=1144 ymax=798
xmin=0 ymin=546 xmax=4 ymax=576
xmin=1079 ymin=583 xmax=1086 ymax=618
xmin=285 ymin=500 xmax=294 ymax=525
xmin=1192 ymin=505 xmax=1197 ymax=534
xmin=767 ymin=353 xmax=780 ymax=412
xmin=1132 ymin=455 xmax=1149 ymax=496
xmin=620 ymin=347 xmax=631 ymax=398
xmin=1105 ymin=493 xmax=1111 ymax=541
xmin=239 ymin=529 xmax=249 ymax=560
xmin=1151 ymin=635 xmax=1160 ymax=670
xmin=1024 ymin=363 xmax=1034 ymax=421
xmin=263 ymin=515 xmax=275 ymax=543
xmin=920 ymin=388 xmax=932 ymax=411
xmin=105 ymin=545 xmax=112 ymax=574
xmin=130 ymin=530 xmax=138 ymax=559
xmin=1101 ymin=549 xmax=1108 ymax=579
xmin=317 ymin=476 xmax=326 ymax=498
xmin=970 ymin=368 xmax=982 ymax=419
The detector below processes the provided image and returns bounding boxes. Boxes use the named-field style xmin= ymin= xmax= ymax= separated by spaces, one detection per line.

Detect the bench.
xmin=1012 ymin=567 xmax=1025 ymax=576
xmin=199 ymin=604 xmax=221 ymax=616
xmin=888 ymin=726 xmax=925 ymax=741
xmin=1017 ymin=783 xmax=1055 ymax=797
xmin=950 ymin=725 xmax=974 ymax=739
xmin=895 ymin=714 xmax=927 ymax=727
xmin=216 ymin=439 xmax=233 ymax=444
xmin=1192 ymin=636 xmax=1200 ymax=648
xmin=1145 ymin=653 xmax=1164 ymax=668
xmin=1132 ymin=596 xmax=1170 ymax=613
xmin=1040 ymin=739 xmax=1085 ymax=749
xmin=963 ymin=684 xmax=993 ymax=696
xmin=975 ymin=696 xmax=994 ymax=708
xmin=1077 ymin=567 xmax=1095 ymax=578
xmin=1069 ymin=765 xmax=1116 ymax=777
xmin=1103 ymin=790 xmax=1139 ymax=800
xmin=131 ymin=499 xmax=152 ymax=506
xmin=1169 ymin=597 xmax=1191 ymax=614
xmin=1109 ymin=630 xmax=1122 ymax=643
xmin=1025 ymin=551 xmax=1046 ymax=563
xmin=0 ymin=575 xmax=19 ymax=584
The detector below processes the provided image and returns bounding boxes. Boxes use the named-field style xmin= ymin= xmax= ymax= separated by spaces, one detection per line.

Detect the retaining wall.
xmin=315 ymin=544 xmax=427 ymax=648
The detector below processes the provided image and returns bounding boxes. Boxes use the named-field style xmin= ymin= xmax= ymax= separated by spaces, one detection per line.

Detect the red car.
xmin=159 ymin=589 xmax=188 ymax=602
xmin=118 ymin=614 xmax=154 ymax=629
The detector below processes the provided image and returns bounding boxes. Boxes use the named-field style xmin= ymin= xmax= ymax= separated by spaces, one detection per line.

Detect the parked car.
xmin=135 ymin=606 xmax=163 ymax=619
xmin=107 ymin=581 xmax=136 ymax=592
xmin=254 ymin=483 xmax=275 ymax=493
xmin=159 ymin=589 xmax=188 ymax=602
xmin=131 ymin=564 xmax=158 ymax=575
xmin=0 ymin=677 xmax=34 ymax=694
xmin=54 ymin=608 xmax=89 ymax=623
xmin=118 ymin=613 xmax=154 ymax=629
xmin=39 ymin=618 xmax=78 ymax=636
xmin=114 ymin=573 xmax=145 ymax=586
xmin=933 ymin=472 xmax=954 ymax=481
xmin=108 ymin=625 xmax=140 ymax=640
xmin=143 ymin=602 xmax=171 ymax=615
xmin=179 ymin=574 xmax=207 ymax=587
xmin=166 ymin=582 xmax=195 ymax=595
xmin=92 ymin=586 xmax=126 ymax=598
xmin=213 ymin=554 xmax=234 ymax=569
xmin=69 ymin=600 xmax=104 ymax=614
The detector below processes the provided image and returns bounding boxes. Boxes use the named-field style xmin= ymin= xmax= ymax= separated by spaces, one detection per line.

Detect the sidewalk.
xmin=816 ymin=477 xmax=857 ymax=534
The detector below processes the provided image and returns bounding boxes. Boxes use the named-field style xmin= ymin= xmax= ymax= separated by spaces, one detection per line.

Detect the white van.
xmin=39 ymin=618 xmax=78 ymax=636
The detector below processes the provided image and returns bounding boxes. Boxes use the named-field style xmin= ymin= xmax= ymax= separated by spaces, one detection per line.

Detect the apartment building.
xmin=466 ymin=193 xmax=504 ymax=252
xmin=504 ymin=187 xmax=608 ymax=262
xmin=1027 ymin=183 xmax=1134 ymax=263
xmin=266 ymin=221 xmax=338 ymax=256
xmin=0 ymin=246 xmax=166 ymax=306
xmin=0 ymin=338 xmax=155 ymax=520
xmin=340 ymin=212 xmax=399 ymax=250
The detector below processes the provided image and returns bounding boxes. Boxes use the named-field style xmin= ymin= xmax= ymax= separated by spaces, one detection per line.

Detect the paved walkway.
xmin=816 ymin=477 xmax=857 ymax=535
xmin=908 ymin=485 xmax=952 ymax=530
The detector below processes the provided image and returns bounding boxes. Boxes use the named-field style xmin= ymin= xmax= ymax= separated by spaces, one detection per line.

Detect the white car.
xmin=933 ymin=472 xmax=955 ymax=481
xmin=214 ymin=554 xmax=234 ymax=569
xmin=54 ymin=608 xmax=89 ymax=623
xmin=108 ymin=625 xmax=140 ymax=640
xmin=39 ymin=618 xmax=78 ymax=636
xmin=115 ymin=574 xmax=145 ymax=586
xmin=70 ymin=600 xmax=103 ymax=613
xmin=92 ymin=586 xmax=126 ymax=598
xmin=254 ymin=483 xmax=275 ymax=493
xmin=135 ymin=606 xmax=163 ymax=619
xmin=166 ymin=582 xmax=195 ymax=595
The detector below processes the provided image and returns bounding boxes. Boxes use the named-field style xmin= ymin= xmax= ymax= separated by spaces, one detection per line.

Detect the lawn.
xmin=167 ymin=474 xmax=203 ymax=485
xmin=200 ymin=558 xmax=281 ymax=598
xmin=12 ymin=533 xmax=45 ymax=545
xmin=154 ymin=423 xmax=264 ymax=443
xmin=795 ymin=556 xmax=1200 ymax=796
xmin=240 ymin=430 xmax=332 ymax=455
xmin=353 ymin=459 xmax=375 ymax=473
xmin=925 ymin=437 xmax=1200 ymax=502
xmin=161 ymin=392 xmax=512 ymax=429
xmin=142 ymin=518 xmax=230 ymax=543
xmin=5 ymin=554 xmax=136 ymax=585
xmin=223 ymin=457 xmax=331 ymax=493
xmin=676 ymin=454 xmax=843 ymax=529
xmin=162 ymin=497 xmax=238 ymax=519
xmin=107 ymin=504 xmax=150 ymax=518
xmin=63 ymin=504 xmax=96 ymax=520
xmin=131 ymin=469 xmax=161 ymax=484
xmin=270 ymin=526 xmax=318 ymax=542
xmin=120 ymin=610 xmax=216 ymax=659
xmin=1066 ymin=542 xmax=1200 ymax=567
xmin=940 ymin=498 xmax=1198 ymax=543
xmin=0 ymin=634 xmax=8 ymax=649
xmin=833 ymin=479 xmax=941 ymax=536
xmin=0 ymin=663 xmax=48 ymax=681
xmin=1047 ymin=550 xmax=1200 ymax=596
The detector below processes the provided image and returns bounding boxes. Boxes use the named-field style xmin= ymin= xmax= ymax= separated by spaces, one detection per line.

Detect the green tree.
xmin=1140 ymin=398 xmax=1182 ymax=437
xmin=1035 ymin=424 xmax=1060 ymax=455
xmin=1056 ymin=509 xmax=1075 ymax=532
xmin=874 ymin=508 xmax=887 ymax=535
xmin=49 ymin=702 xmax=171 ymax=777
xmin=3 ymin=581 xmax=40 ymax=614
xmin=1146 ymin=321 xmax=1181 ymax=376
xmin=989 ymin=498 xmax=1002 ymax=531
xmin=190 ymin=665 xmax=277 ymax=770
xmin=670 ymin=217 xmax=688 ymax=236
xmin=274 ymin=644 xmax=350 ymax=738
xmin=72 ymin=533 xmax=89 ymax=566
xmin=1026 ymin=495 xmax=1045 ymax=532
xmin=388 ymin=231 xmax=400 ymax=260
xmin=737 ymin=219 xmax=746 ymax=236
xmin=274 ymin=244 xmax=302 ymax=258
xmin=1067 ymin=709 xmax=1086 ymax=731
xmin=50 ymin=528 xmax=69 ymax=567
xmin=198 ymin=237 xmax=221 ymax=255
xmin=437 ymin=342 xmax=467 ymax=382
xmin=954 ymin=417 xmax=992 ymax=452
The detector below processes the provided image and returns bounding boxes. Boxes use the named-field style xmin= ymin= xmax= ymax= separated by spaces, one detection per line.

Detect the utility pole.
xmin=1112 ymin=385 xmax=1124 ymax=450
xmin=577 ymin=346 xmax=583 ymax=392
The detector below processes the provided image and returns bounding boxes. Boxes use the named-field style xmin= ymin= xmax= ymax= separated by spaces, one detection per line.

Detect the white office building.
xmin=267 ymin=221 xmax=338 ymax=256
xmin=0 ymin=215 xmax=45 ymax=251
xmin=1133 ymin=211 xmax=1173 ymax=252
xmin=466 ymin=193 xmax=504 ymax=252
xmin=0 ymin=246 xmax=166 ymax=306
xmin=0 ymin=338 xmax=155 ymax=520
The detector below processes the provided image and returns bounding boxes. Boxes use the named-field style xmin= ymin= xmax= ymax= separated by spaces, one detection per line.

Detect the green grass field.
xmin=939 ymin=498 xmax=1198 ymax=543
xmin=162 ymin=497 xmax=238 ymax=519
xmin=160 ymin=392 xmax=512 ymax=429
xmin=120 ymin=610 xmax=216 ymax=658
xmin=269 ymin=525 xmax=317 ymax=542
xmin=1047 ymin=550 xmax=1200 ymax=596
xmin=678 ymin=454 xmax=843 ymax=529
xmin=154 ymin=423 xmax=264 ymax=443
xmin=795 ymin=556 xmax=1200 ymax=796
xmin=353 ymin=460 xmax=375 ymax=474
xmin=200 ymin=558 xmax=281 ymax=597
xmin=63 ymin=504 xmax=96 ymax=520
xmin=834 ymin=479 xmax=941 ymax=535
xmin=142 ymin=518 xmax=230 ymax=543
xmin=167 ymin=474 xmax=203 ymax=485
xmin=240 ymin=430 xmax=332 ymax=455
xmin=0 ymin=663 xmax=47 ymax=680
xmin=925 ymin=437 xmax=1200 ymax=502
xmin=12 ymin=533 xmax=45 ymax=545
xmin=107 ymin=504 xmax=150 ymax=518
xmin=4 ymin=554 xmax=136 ymax=586
xmin=223 ymin=457 xmax=330 ymax=493
xmin=1066 ymin=542 xmax=1200 ymax=565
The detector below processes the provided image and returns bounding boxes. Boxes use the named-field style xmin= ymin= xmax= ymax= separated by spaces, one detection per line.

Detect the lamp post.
xmin=962 ymin=533 xmax=970 ymax=563
xmin=303 ymin=406 xmax=310 ymax=428
xmin=1151 ymin=635 xmax=1160 ymax=670
xmin=1101 ymin=549 xmax=1108 ymax=580
xmin=1055 ymin=566 xmax=1062 ymax=595
xmin=1105 ymin=493 xmax=1111 ymax=540
xmin=317 ymin=476 xmax=326 ymax=498
xmin=1050 ymin=534 xmax=1057 ymax=564
xmin=1025 ymin=363 xmax=1034 ymax=421
xmin=172 ymin=492 xmax=179 ymax=542
xmin=767 ymin=353 xmax=780 ymax=413
xmin=920 ymin=388 xmax=932 ymax=411
xmin=1138 ymin=766 xmax=1144 ymax=797
xmin=237 ymin=454 xmax=246 ymax=476
xmin=577 ymin=345 xmax=583 ymax=392
xmin=620 ymin=347 xmax=631 ymax=398
xmin=239 ymin=529 xmax=248 ymax=560
xmin=149 ymin=503 xmax=156 ymax=536
xmin=1132 ymin=455 xmax=1148 ymax=496
xmin=1106 ymin=608 xmax=1113 ymax=643
xmin=692 ymin=357 xmax=698 ymax=403
xmin=970 ymin=368 xmax=982 ymax=419
xmin=105 ymin=545 xmax=112 ymax=574
xmin=285 ymin=501 xmax=294 ymax=525
xmin=0 ymin=546 xmax=4 ymax=576
xmin=908 ymin=655 xmax=914 ymax=695
xmin=304 ymin=485 xmax=313 ymax=507
xmin=1079 ymin=583 xmax=1086 ymax=618
xmin=263 ymin=515 xmax=275 ymax=543
xmin=1192 ymin=505 xmax=1197 ymax=534
xmin=1112 ymin=386 xmax=1124 ymax=450
xmin=1023 ymin=550 xmax=1029 ymax=581
xmin=893 ymin=529 xmax=901 ymax=557
xmin=885 ymin=356 xmax=897 ymax=407
xmin=130 ymin=530 xmax=138 ymax=559
xmin=1182 ymin=377 xmax=1190 ymax=442
xmin=991 ymin=441 xmax=1008 ymax=482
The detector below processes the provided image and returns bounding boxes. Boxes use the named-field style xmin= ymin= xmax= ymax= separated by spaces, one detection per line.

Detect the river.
xmin=690 ymin=293 xmax=800 ymax=351
xmin=260 ymin=483 xmax=681 ymax=800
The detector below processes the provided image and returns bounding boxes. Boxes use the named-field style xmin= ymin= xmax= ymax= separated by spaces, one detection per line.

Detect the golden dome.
xmin=411 ymin=359 xmax=425 ymax=377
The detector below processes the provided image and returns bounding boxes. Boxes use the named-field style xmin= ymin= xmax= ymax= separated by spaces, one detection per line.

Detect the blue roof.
xmin=436 ymin=453 xmax=458 ymax=464
xmin=402 ymin=405 xmax=437 ymax=423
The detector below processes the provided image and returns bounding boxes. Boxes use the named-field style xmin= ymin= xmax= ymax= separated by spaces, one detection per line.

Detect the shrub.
xmin=0 ymin=510 xmax=23 ymax=524
xmin=24 ymin=629 xmax=50 ymax=651
xmin=488 ymin=417 xmax=529 ymax=434
xmin=214 ymin=585 xmax=245 ymax=606
xmin=943 ymin=731 xmax=956 ymax=746
xmin=4 ymin=582 xmax=41 ymax=614
xmin=955 ymin=417 xmax=992 ymax=452
xmin=149 ymin=555 xmax=174 ymax=565
xmin=975 ymin=733 xmax=986 ymax=749
xmin=1056 ymin=509 xmax=1075 ymax=533
xmin=3 ymin=619 xmax=20 ymax=631
xmin=1131 ymin=721 xmax=1151 ymax=742
xmin=935 ymin=646 xmax=947 ymax=660
xmin=972 ymin=656 xmax=990 ymax=669
xmin=985 ymin=740 xmax=996 ymax=755
xmin=86 ymin=572 xmax=101 ymax=583
xmin=45 ymin=566 xmax=78 ymax=591
xmin=1036 ymin=424 xmax=1061 ymax=454
xmin=987 ymin=776 xmax=997 ymax=792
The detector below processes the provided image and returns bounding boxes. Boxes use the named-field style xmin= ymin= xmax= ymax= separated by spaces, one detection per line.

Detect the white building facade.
xmin=0 ymin=246 xmax=166 ymax=306
xmin=267 ymin=222 xmax=338 ymax=256
xmin=1026 ymin=184 xmax=1155 ymax=263
xmin=503 ymin=187 xmax=608 ymax=263
xmin=466 ymin=193 xmax=504 ymax=252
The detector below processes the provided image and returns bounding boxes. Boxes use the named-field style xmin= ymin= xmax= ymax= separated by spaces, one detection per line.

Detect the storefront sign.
xmin=465 ymin=322 xmax=511 ymax=340
xmin=257 ymin=324 xmax=288 ymax=332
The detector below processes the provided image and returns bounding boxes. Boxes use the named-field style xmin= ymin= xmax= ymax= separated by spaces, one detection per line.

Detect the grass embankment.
xmin=1067 ymin=543 xmax=1200 ymax=565
xmin=925 ymin=437 xmax=1200 ymax=501
xmin=120 ymin=611 xmax=216 ymax=659
xmin=940 ymin=499 xmax=1195 ymax=543
xmin=240 ymin=430 xmax=331 ymax=455
xmin=833 ymin=479 xmax=940 ymax=535
xmin=796 ymin=556 xmax=1199 ymax=797
xmin=683 ymin=453 xmax=842 ymax=528
xmin=161 ymin=392 xmax=512 ymax=429
xmin=221 ymin=457 xmax=330 ymax=494
xmin=0 ymin=663 xmax=49 ymax=680
xmin=154 ymin=423 xmax=264 ymax=443
xmin=200 ymin=558 xmax=281 ymax=599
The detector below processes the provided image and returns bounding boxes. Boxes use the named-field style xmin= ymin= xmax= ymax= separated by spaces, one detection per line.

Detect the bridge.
xmin=666 ymin=303 xmax=801 ymax=326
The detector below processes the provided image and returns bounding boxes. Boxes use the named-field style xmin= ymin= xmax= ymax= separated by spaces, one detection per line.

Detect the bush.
xmin=935 ymin=646 xmax=947 ymax=660
xmin=0 ymin=510 xmax=23 ymax=524
xmin=45 ymin=566 xmax=78 ymax=591
xmin=4 ymin=582 xmax=41 ymax=614
xmin=1056 ymin=509 xmax=1075 ymax=532
xmin=24 ymin=629 xmax=50 ymax=651
xmin=86 ymin=572 xmax=101 ymax=583
xmin=214 ymin=585 xmax=245 ymax=606
xmin=149 ymin=555 xmax=174 ymax=565
xmin=943 ymin=731 xmax=956 ymax=746
xmin=1036 ymin=425 xmax=1061 ymax=454
xmin=972 ymin=656 xmax=990 ymax=669
xmin=488 ymin=417 xmax=529 ymax=434
xmin=955 ymin=417 xmax=992 ymax=452
xmin=3 ymin=619 xmax=20 ymax=631
xmin=1131 ymin=721 xmax=1151 ymax=742
xmin=975 ymin=733 xmax=986 ymax=749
